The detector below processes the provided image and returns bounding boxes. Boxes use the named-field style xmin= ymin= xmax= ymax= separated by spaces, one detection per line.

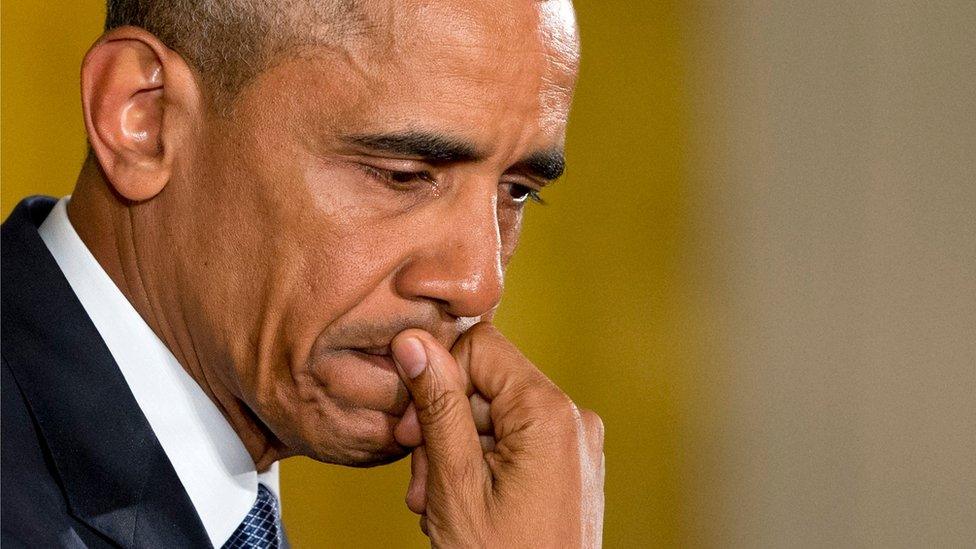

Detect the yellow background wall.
xmin=2 ymin=2 xmax=690 ymax=547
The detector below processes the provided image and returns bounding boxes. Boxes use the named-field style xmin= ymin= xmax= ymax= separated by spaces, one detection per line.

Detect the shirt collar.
xmin=38 ymin=197 xmax=279 ymax=547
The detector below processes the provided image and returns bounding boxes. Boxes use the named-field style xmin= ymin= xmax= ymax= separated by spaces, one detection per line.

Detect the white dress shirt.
xmin=38 ymin=197 xmax=279 ymax=547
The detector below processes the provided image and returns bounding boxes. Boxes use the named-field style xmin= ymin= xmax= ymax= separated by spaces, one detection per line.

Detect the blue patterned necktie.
xmin=222 ymin=484 xmax=282 ymax=549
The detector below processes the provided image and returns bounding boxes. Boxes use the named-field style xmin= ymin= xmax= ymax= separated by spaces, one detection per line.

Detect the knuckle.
xmin=580 ymin=408 xmax=605 ymax=443
xmin=451 ymin=323 xmax=501 ymax=382
xmin=549 ymin=390 xmax=578 ymax=422
xmin=456 ymin=321 xmax=496 ymax=350
xmin=451 ymin=328 xmax=475 ymax=365
xmin=419 ymin=390 xmax=467 ymax=425
xmin=508 ymin=384 xmax=580 ymax=440
xmin=507 ymin=378 xmax=574 ymax=423
xmin=455 ymin=322 xmax=504 ymax=360
xmin=468 ymin=321 xmax=500 ymax=339
xmin=507 ymin=379 xmax=551 ymax=414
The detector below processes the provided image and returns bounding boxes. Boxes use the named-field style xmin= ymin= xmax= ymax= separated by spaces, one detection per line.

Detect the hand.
xmin=391 ymin=323 xmax=605 ymax=548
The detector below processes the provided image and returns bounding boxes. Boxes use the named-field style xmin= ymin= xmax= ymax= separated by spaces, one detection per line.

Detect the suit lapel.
xmin=1 ymin=196 xmax=213 ymax=548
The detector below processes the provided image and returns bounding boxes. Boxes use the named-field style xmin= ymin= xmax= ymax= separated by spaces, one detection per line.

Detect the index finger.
xmin=452 ymin=322 xmax=555 ymax=402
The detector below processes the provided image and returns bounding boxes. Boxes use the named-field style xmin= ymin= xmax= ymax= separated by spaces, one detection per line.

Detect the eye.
xmin=507 ymin=183 xmax=544 ymax=205
xmin=359 ymin=165 xmax=436 ymax=188
xmin=389 ymin=170 xmax=429 ymax=184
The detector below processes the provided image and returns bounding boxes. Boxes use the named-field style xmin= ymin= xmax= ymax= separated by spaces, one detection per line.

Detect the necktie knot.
xmin=222 ymin=484 xmax=282 ymax=549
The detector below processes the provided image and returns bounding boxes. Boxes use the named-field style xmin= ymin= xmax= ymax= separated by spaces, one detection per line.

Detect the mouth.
xmin=348 ymin=346 xmax=396 ymax=372
xmin=355 ymin=344 xmax=391 ymax=357
xmin=326 ymin=346 xmax=409 ymax=417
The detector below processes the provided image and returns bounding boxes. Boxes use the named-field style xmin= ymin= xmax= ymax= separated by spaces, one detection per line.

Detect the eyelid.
xmin=357 ymin=163 xmax=439 ymax=196
xmin=360 ymin=164 xmax=431 ymax=180
xmin=503 ymin=167 xmax=556 ymax=188
xmin=356 ymin=155 xmax=434 ymax=173
xmin=501 ymin=174 xmax=546 ymax=191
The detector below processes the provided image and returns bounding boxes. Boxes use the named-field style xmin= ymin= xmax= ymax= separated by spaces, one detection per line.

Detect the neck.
xmin=67 ymin=159 xmax=286 ymax=471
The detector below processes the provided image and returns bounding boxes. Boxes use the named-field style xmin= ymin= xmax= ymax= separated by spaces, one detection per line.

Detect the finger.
xmin=577 ymin=409 xmax=606 ymax=545
xmin=394 ymin=402 xmax=423 ymax=447
xmin=392 ymin=329 xmax=485 ymax=496
xmin=419 ymin=514 xmax=429 ymax=537
xmin=579 ymin=408 xmax=605 ymax=459
xmin=397 ymin=395 xmax=490 ymax=448
xmin=405 ymin=446 xmax=428 ymax=514
xmin=453 ymin=322 xmax=549 ymax=403
xmin=470 ymin=393 xmax=492 ymax=435
xmin=454 ymin=323 xmax=570 ymax=444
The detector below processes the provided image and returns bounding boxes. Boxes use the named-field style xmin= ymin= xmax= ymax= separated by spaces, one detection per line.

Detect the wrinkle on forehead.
xmin=276 ymin=0 xmax=580 ymax=155
xmin=539 ymin=0 xmax=581 ymax=68
xmin=357 ymin=0 xmax=577 ymax=69
xmin=265 ymin=0 xmax=579 ymax=80
xmin=537 ymin=0 xmax=580 ymax=132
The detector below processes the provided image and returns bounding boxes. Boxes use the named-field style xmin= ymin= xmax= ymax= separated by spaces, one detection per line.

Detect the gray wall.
xmin=683 ymin=2 xmax=975 ymax=546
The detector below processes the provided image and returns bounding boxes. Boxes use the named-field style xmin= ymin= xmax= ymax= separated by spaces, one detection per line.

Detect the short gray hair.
xmin=105 ymin=0 xmax=362 ymax=105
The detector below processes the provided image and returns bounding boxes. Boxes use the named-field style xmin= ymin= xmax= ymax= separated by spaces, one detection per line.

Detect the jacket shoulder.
xmin=1 ymin=357 xmax=114 ymax=548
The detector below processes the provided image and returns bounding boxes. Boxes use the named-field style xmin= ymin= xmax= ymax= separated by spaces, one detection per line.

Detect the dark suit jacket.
xmin=1 ymin=196 xmax=213 ymax=548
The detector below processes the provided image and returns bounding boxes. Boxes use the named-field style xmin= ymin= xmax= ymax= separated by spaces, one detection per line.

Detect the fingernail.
xmin=393 ymin=337 xmax=427 ymax=379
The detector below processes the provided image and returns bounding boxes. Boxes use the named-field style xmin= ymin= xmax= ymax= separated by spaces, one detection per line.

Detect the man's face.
xmin=158 ymin=0 xmax=578 ymax=465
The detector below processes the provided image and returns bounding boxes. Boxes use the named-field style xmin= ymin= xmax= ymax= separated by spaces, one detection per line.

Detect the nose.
xmin=394 ymin=189 xmax=505 ymax=319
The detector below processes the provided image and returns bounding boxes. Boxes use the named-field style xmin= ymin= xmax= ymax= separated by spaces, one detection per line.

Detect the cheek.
xmin=264 ymin=163 xmax=416 ymax=362
xmin=499 ymin=208 xmax=525 ymax=265
xmin=176 ymin=136 xmax=404 ymax=379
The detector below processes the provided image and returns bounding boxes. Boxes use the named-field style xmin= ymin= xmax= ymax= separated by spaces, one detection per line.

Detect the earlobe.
xmin=81 ymin=27 xmax=193 ymax=202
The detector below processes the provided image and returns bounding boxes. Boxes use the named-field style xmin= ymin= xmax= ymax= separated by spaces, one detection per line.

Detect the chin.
xmin=305 ymin=435 xmax=411 ymax=468
xmin=290 ymin=406 xmax=411 ymax=467
xmin=270 ymin=348 xmax=413 ymax=466
xmin=335 ymin=446 xmax=411 ymax=468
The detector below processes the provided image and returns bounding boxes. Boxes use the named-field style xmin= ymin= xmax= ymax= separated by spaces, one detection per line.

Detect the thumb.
xmin=391 ymin=330 xmax=485 ymax=495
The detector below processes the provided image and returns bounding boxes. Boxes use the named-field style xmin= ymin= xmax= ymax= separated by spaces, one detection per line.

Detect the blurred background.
xmin=2 ymin=1 xmax=973 ymax=547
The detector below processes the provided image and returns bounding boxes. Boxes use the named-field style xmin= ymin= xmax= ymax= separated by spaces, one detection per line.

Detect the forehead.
xmin=268 ymin=0 xmax=579 ymax=155
xmin=369 ymin=0 xmax=579 ymax=71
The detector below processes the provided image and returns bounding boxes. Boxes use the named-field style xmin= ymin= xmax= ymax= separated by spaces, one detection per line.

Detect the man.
xmin=1 ymin=0 xmax=604 ymax=547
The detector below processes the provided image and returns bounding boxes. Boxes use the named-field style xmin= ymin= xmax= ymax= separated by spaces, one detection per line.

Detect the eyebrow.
xmin=517 ymin=149 xmax=566 ymax=182
xmin=343 ymin=130 xmax=565 ymax=181
xmin=343 ymin=132 xmax=482 ymax=164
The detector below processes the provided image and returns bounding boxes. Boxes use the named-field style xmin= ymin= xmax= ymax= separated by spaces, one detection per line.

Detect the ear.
xmin=81 ymin=26 xmax=200 ymax=202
